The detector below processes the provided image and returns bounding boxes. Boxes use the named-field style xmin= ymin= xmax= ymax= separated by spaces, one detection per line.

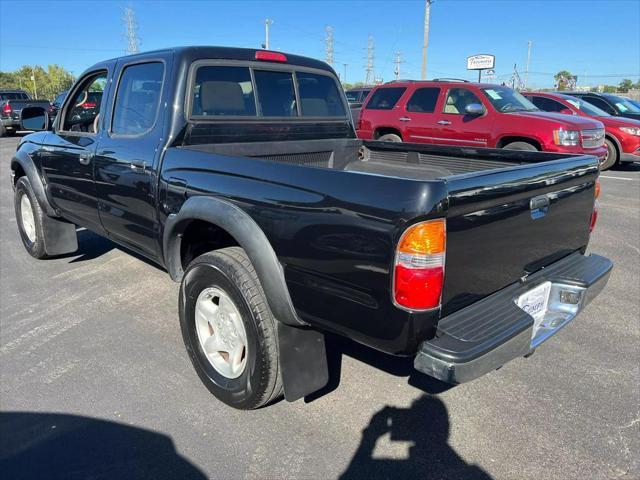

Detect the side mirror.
xmin=20 ymin=107 xmax=49 ymax=131
xmin=560 ymin=108 xmax=575 ymax=115
xmin=465 ymin=103 xmax=486 ymax=116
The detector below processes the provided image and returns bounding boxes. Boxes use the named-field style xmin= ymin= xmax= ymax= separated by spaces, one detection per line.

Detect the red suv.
xmin=524 ymin=91 xmax=640 ymax=169
xmin=357 ymin=80 xmax=607 ymax=162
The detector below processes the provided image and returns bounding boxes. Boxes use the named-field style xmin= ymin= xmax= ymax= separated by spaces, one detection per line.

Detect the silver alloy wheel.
xmin=195 ymin=286 xmax=248 ymax=379
xmin=20 ymin=194 xmax=36 ymax=243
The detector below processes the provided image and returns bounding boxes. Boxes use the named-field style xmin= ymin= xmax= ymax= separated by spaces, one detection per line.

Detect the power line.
xmin=123 ymin=7 xmax=140 ymax=55
xmin=364 ymin=34 xmax=375 ymax=85
xmin=325 ymin=25 xmax=334 ymax=66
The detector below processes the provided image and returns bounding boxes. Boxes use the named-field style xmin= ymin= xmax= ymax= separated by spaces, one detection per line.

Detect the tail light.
xmin=393 ymin=219 xmax=446 ymax=311
xmin=82 ymin=102 xmax=97 ymax=109
xmin=590 ymin=178 xmax=600 ymax=233
xmin=255 ymin=51 xmax=287 ymax=62
xmin=2 ymin=103 xmax=11 ymax=114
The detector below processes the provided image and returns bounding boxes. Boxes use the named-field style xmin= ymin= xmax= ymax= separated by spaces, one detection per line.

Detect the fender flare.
xmin=163 ymin=195 xmax=306 ymax=328
xmin=11 ymin=149 xmax=57 ymax=217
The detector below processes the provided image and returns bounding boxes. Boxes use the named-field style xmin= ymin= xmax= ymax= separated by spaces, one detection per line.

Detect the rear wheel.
xmin=14 ymin=177 xmax=48 ymax=259
xmin=601 ymin=138 xmax=618 ymax=170
xmin=502 ymin=141 xmax=538 ymax=152
xmin=378 ymin=133 xmax=402 ymax=142
xmin=179 ymin=247 xmax=283 ymax=409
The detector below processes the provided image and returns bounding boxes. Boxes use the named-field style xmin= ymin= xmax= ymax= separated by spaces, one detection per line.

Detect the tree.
xmin=554 ymin=70 xmax=576 ymax=91
xmin=0 ymin=64 xmax=75 ymax=99
xmin=619 ymin=79 xmax=634 ymax=93
xmin=603 ymin=85 xmax=617 ymax=93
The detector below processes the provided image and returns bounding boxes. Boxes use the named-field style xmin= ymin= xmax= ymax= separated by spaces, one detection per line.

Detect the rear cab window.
xmin=364 ymin=87 xmax=406 ymax=110
xmin=188 ymin=63 xmax=347 ymax=120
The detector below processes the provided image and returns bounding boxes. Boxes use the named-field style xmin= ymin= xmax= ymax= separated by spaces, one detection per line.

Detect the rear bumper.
xmin=1 ymin=117 xmax=19 ymax=129
xmin=414 ymin=252 xmax=612 ymax=384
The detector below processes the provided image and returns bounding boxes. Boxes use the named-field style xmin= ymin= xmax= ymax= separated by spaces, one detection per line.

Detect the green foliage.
xmin=0 ymin=64 xmax=75 ymax=100
xmin=602 ymin=85 xmax=618 ymax=93
xmin=342 ymin=82 xmax=367 ymax=90
xmin=554 ymin=70 xmax=576 ymax=91
xmin=618 ymin=79 xmax=634 ymax=93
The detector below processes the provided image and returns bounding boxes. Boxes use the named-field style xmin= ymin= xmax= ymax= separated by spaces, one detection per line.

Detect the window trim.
xmin=185 ymin=59 xmax=349 ymax=123
xmin=109 ymin=58 xmax=166 ymax=139
xmin=406 ymin=87 xmax=441 ymax=114
xmin=56 ymin=69 xmax=109 ymax=137
xmin=441 ymin=87 xmax=485 ymax=116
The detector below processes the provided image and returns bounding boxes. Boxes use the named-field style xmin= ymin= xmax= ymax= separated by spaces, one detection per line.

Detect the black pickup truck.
xmin=11 ymin=47 xmax=612 ymax=410
xmin=1 ymin=89 xmax=51 ymax=137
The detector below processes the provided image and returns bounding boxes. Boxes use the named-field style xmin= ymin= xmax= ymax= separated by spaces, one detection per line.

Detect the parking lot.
xmin=0 ymin=134 xmax=638 ymax=479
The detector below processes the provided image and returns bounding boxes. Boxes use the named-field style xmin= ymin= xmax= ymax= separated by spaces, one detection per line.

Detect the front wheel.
xmin=601 ymin=139 xmax=618 ymax=170
xmin=179 ymin=247 xmax=283 ymax=409
xmin=14 ymin=177 xmax=48 ymax=259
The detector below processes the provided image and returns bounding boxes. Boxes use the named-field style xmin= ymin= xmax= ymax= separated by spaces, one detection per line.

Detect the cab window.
xmin=62 ymin=72 xmax=107 ymax=133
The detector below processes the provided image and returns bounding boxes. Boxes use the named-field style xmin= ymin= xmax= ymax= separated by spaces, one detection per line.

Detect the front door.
xmin=40 ymin=70 xmax=109 ymax=232
xmin=402 ymin=86 xmax=442 ymax=143
xmin=93 ymin=59 xmax=166 ymax=257
xmin=431 ymin=87 xmax=492 ymax=148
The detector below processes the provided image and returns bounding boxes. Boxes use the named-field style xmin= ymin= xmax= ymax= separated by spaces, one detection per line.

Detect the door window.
xmin=112 ymin=62 xmax=164 ymax=135
xmin=529 ymin=96 xmax=567 ymax=112
xmin=62 ymin=72 xmax=107 ymax=133
xmin=406 ymin=87 xmax=441 ymax=113
xmin=443 ymin=88 xmax=483 ymax=114
xmin=583 ymin=97 xmax=616 ymax=115
xmin=365 ymin=87 xmax=406 ymax=110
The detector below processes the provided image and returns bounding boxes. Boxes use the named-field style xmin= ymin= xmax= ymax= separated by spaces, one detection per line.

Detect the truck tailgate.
xmin=441 ymin=155 xmax=599 ymax=316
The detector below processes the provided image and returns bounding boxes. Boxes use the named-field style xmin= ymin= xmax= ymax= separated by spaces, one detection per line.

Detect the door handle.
xmin=437 ymin=120 xmax=452 ymax=125
xmin=78 ymin=152 xmax=94 ymax=165
xmin=399 ymin=117 xmax=411 ymax=122
xmin=130 ymin=160 xmax=147 ymax=171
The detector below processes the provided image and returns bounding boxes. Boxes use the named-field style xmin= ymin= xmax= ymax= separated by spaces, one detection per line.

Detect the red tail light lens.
xmin=590 ymin=178 xmax=600 ymax=233
xmin=255 ymin=51 xmax=287 ymax=62
xmin=2 ymin=104 xmax=11 ymax=114
xmin=393 ymin=219 xmax=446 ymax=311
xmin=81 ymin=102 xmax=97 ymax=109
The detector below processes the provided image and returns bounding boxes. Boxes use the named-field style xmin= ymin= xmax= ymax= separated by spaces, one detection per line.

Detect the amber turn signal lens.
xmin=398 ymin=219 xmax=446 ymax=255
xmin=594 ymin=178 xmax=601 ymax=199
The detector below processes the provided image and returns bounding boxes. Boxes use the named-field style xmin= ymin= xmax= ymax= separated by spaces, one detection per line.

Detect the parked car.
xmin=356 ymin=80 xmax=607 ymax=163
xmin=345 ymin=87 xmax=372 ymax=107
xmin=0 ymin=89 xmax=51 ymax=137
xmin=11 ymin=47 xmax=611 ymax=410
xmin=563 ymin=92 xmax=640 ymax=121
xmin=49 ymin=90 xmax=68 ymax=118
xmin=524 ymin=91 xmax=640 ymax=169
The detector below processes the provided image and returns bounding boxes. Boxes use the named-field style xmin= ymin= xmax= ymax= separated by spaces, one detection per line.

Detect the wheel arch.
xmin=373 ymin=126 xmax=403 ymax=140
xmin=605 ymin=134 xmax=621 ymax=157
xmin=496 ymin=135 xmax=542 ymax=150
xmin=163 ymin=196 xmax=306 ymax=328
xmin=11 ymin=150 xmax=56 ymax=217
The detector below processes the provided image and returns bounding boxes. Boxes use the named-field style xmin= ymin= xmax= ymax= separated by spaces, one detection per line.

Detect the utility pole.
xmin=324 ymin=25 xmax=334 ymax=66
xmin=30 ymin=66 xmax=37 ymax=98
xmin=421 ymin=0 xmax=434 ymax=80
xmin=342 ymin=63 xmax=348 ymax=83
xmin=123 ymin=7 xmax=140 ymax=55
xmin=364 ymin=34 xmax=375 ymax=85
xmin=524 ymin=40 xmax=532 ymax=89
xmin=264 ymin=18 xmax=273 ymax=49
xmin=394 ymin=51 xmax=403 ymax=80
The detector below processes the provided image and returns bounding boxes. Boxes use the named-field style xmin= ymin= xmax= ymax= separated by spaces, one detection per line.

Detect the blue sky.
xmin=1 ymin=0 xmax=638 ymax=88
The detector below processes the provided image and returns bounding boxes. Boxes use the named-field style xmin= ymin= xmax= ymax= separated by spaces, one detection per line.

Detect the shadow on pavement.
xmin=340 ymin=395 xmax=493 ymax=480
xmin=611 ymin=161 xmax=640 ymax=172
xmin=306 ymin=334 xmax=453 ymax=403
xmin=0 ymin=411 xmax=206 ymax=480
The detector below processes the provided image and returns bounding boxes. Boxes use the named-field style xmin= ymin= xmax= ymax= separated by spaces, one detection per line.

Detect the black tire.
xmin=378 ymin=133 xmax=402 ymax=142
xmin=179 ymin=247 xmax=283 ymax=409
xmin=601 ymin=138 xmax=618 ymax=170
xmin=0 ymin=124 xmax=6 ymax=137
xmin=5 ymin=129 xmax=16 ymax=137
xmin=502 ymin=141 xmax=538 ymax=151
xmin=14 ymin=176 xmax=48 ymax=259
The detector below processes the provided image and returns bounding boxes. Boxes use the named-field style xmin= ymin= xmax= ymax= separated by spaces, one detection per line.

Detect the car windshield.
xmin=565 ymin=96 xmax=610 ymax=117
xmin=605 ymin=95 xmax=640 ymax=114
xmin=481 ymin=87 xmax=538 ymax=112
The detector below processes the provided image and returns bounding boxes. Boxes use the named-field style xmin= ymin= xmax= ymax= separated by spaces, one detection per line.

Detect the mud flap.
xmin=42 ymin=216 xmax=78 ymax=256
xmin=277 ymin=323 xmax=329 ymax=402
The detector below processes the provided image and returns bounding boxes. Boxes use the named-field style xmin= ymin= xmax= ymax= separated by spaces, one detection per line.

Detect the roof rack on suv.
xmin=431 ymin=78 xmax=469 ymax=83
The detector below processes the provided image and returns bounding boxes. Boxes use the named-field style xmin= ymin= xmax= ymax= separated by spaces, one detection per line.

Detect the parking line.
xmin=600 ymin=175 xmax=635 ymax=181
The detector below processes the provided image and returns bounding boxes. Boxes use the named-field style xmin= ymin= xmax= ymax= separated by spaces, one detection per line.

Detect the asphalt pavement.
xmin=1 ymin=135 xmax=638 ymax=480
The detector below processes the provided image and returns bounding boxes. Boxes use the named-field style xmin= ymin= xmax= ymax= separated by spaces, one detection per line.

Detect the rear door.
xmin=441 ymin=155 xmax=599 ymax=315
xmin=402 ymin=86 xmax=442 ymax=143
xmin=40 ymin=69 xmax=111 ymax=232
xmin=431 ymin=87 xmax=493 ymax=147
xmin=93 ymin=58 xmax=167 ymax=258
xmin=360 ymin=86 xmax=407 ymax=138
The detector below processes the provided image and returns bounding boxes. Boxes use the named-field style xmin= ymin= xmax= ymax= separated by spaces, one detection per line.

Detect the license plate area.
xmin=516 ymin=281 xmax=552 ymax=343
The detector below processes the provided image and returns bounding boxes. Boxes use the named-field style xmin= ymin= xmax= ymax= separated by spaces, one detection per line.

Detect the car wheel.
xmin=179 ymin=246 xmax=283 ymax=409
xmin=378 ymin=133 xmax=402 ymax=142
xmin=14 ymin=177 xmax=48 ymax=259
xmin=502 ymin=141 xmax=538 ymax=151
xmin=601 ymin=139 xmax=618 ymax=170
xmin=0 ymin=124 xmax=6 ymax=137
xmin=5 ymin=129 xmax=16 ymax=137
